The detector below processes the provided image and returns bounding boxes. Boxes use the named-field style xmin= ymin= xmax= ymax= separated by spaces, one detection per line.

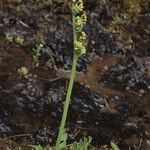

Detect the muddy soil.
xmin=0 ymin=0 xmax=150 ymax=150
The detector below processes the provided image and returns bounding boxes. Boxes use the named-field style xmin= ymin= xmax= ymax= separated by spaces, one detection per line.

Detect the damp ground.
xmin=0 ymin=0 xmax=150 ymax=149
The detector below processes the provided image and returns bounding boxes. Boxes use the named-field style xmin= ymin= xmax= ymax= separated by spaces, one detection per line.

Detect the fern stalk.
xmin=55 ymin=3 xmax=78 ymax=150
xmin=55 ymin=0 xmax=87 ymax=149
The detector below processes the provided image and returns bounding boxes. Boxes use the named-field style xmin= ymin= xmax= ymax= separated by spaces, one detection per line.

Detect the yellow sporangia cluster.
xmin=72 ymin=0 xmax=87 ymax=56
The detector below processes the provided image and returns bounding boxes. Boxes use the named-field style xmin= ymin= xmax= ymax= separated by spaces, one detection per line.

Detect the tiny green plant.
xmin=112 ymin=16 xmax=125 ymax=25
xmin=5 ymin=33 xmax=13 ymax=42
xmin=55 ymin=0 xmax=87 ymax=150
xmin=15 ymin=36 xmax=25 ymax=45
xmin=33 ymin=43 xmax=43 ymax=64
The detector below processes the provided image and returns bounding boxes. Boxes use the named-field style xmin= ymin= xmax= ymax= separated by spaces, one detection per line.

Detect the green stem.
xmin=55 ymin=54 xmax=78 ymax=150
xmin=0 ymin=134 xmax=31 ymax=142
xmin=55 ymin=2 xmax=78 ymax=150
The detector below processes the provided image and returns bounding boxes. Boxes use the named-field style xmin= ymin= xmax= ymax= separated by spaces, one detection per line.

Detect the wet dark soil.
xmin=0 ymin=0 xmax=150 ymax=149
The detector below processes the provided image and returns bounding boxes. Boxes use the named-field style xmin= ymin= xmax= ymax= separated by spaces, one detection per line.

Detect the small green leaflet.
xmin=58 ymin=129 xmax=68 ymax=150
xmin=111 ymin=142 xmax=120 ymax=150
xmin=29 ymin=145 xmax=43 ymax=150
xmin=71 ymin=136 xmax=92 ymax=150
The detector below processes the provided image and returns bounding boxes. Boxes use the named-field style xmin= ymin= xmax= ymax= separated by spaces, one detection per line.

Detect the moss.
xmin=122 ymin=0 xmax=149 ymax=22
xmin=123 ymin=0 xmax=141 ymax=23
